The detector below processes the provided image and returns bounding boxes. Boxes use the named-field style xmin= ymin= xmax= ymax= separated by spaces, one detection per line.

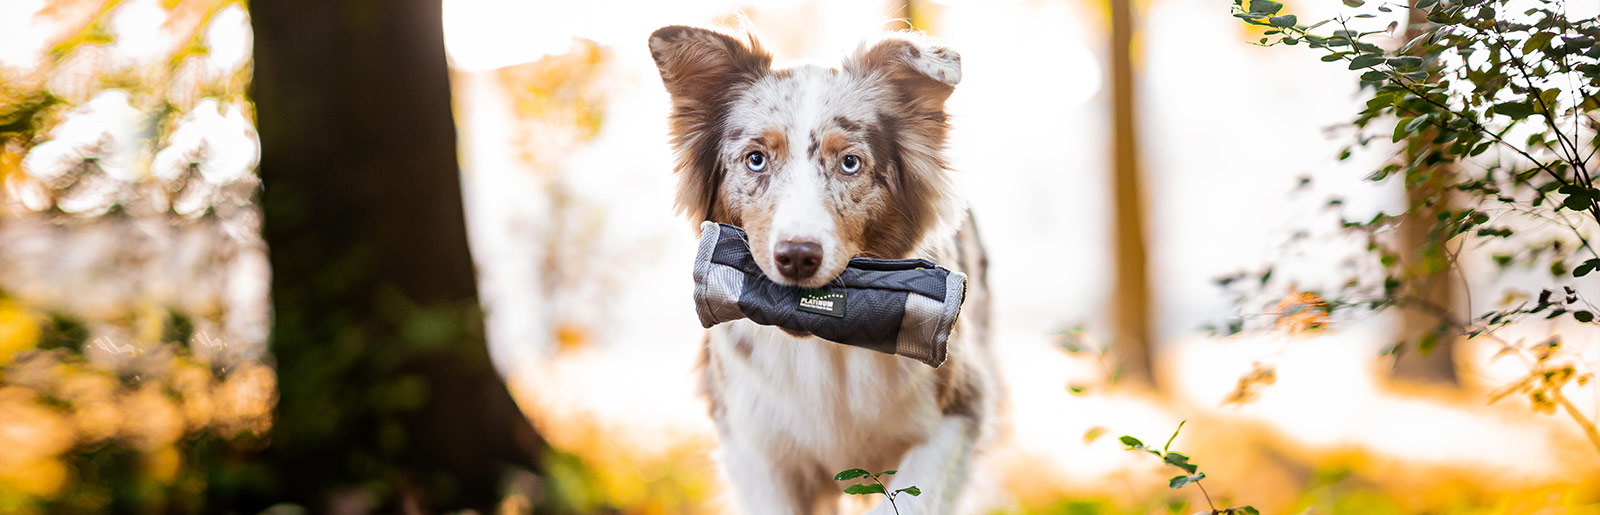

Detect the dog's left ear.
xmin=846 ymin=33 xmax=961 ymax=111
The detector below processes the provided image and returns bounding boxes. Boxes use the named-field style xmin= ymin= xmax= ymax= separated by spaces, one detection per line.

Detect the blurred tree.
xmin=251 ymin=1 xmax=546 ymax=512
xmin=1108 ymin=0 xmax=1156 ymax=387
xmin=1391 ymin=8 xmax=1460 ymax=384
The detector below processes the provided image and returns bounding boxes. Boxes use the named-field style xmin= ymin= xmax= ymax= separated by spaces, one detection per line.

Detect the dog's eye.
xmin=840 ymin=154 xmax=862 ymax=175
xmin=745 ymin=151 xmax=767 ymax=173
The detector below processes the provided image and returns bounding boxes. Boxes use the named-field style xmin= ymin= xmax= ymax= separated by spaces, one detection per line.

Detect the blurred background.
xmin=0 ymin=0 xmax=1597 ymax=513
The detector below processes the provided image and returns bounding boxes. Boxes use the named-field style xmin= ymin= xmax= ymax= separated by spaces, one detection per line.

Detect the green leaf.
xmin=1493 ymin=102 xmax=1534 ymax=119
xmin=1393 ymin=117 xmax=1413 ymax=142
xmin=1238 ymin=507 xmax=1261 ymax=515
xmin=878 ymin=470 xmax=896 ymax=476
xmin=1343 ymin=0 xmax=1364 ymax=6
xmin=1349 ymin=54 xmax=1384 ymax=69
xmin=844 ymin=483 xmax=886 ymax=495
xmin=1163 ymin=452 xmax=1199 ymax=474
xmin=1404 ymin=116 xmax=1431 ymax=134
xmin=1361 ymin=70 xmax=1387 ymax=81
xmin=1523 ymin=32 xmax=1556 ymax=54
xmin=1400 ymin=32 xmax=1430 ymax=53
xmin=1163 ymin=420 xmax=1186 ymax=453
xmin=1563 ymin=193 xmax=1591 ymax=211
xmin=1575 ymin=311 xmax=1595 ymax=323
xmin=1168 ymin=472 xmax=1205 ymax=490
xmin=896 ymin=486 xmax=922 ymax=497
xmin=1388 ymin=56 xmax=1423 ymax=70
xmin=835 ymin=468 xmax=871 ymax=481
xmin=1574 ymin=259 xmax=1600 ymax=277
xmin=1119 ymin=435 xmax=1145 ymax=449
xmin=1249 ymin=0 xmax=1284 ymax=15
xmin=1269 ymin=14 xmax=1297 ymax=27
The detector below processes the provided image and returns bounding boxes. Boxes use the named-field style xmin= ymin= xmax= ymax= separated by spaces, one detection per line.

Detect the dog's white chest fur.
xmin=711 ymin=320 xmax=941 ymax=469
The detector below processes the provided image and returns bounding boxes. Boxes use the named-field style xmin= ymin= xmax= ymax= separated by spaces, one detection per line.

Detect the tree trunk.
xmin=252 ymin=1 xmax=546 ymax=512
xmin=1108 ymin=0 xmax=1156 ymax=387
xmin=1391 ymin=9 xmax=1460 ymax=385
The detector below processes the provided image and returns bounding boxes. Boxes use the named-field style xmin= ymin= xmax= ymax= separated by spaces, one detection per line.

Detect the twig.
xmin=1195 ymin=480 xmax=1219 ymax=513
xmin=1555 ymin=388 xmax=1600 ymax=458
xmin=1393 ymin=294 xmax=1600 ymax=461
xmin=871 ymin=474 xmax=899 ymax=515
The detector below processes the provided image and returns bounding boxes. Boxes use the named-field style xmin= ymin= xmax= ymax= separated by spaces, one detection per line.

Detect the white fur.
xmin=712 ymin=320 xmax=949 ymax=514
xmin=766 ymin=121 xmax=837 ymax=280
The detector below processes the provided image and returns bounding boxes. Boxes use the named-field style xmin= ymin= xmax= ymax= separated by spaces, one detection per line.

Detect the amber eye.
xmin=746 ymin=151 xmax=767 ymax=173
xmin=840 ymin=154 xmax=862 ymax=175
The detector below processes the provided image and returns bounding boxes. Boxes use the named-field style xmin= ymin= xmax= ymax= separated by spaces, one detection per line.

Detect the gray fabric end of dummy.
xmin=895 ymin=271 xmax=964 ymax=368
xmin=694 ymin=221 xmax=747 ymax=327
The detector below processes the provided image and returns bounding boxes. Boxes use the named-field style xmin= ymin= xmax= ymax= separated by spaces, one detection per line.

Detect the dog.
xmin=649 ymin=26 xmax=999 ymax=515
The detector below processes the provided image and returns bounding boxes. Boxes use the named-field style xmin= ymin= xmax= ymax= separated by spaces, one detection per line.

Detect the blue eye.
xmin=840 ymin=154 xmax=861 ymax=175
xmin=746 ymin=151 xmax=767 ymax=173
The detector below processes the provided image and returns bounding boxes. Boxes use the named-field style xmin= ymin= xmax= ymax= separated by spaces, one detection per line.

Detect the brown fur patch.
xmin=833 ymin=115 xmax=862 ymax=133
xmin=816 ymin=131 xmax=850 ymax=170
xmin=935 ymin=349 xmax=982 ymax=421
xmin=757 ymin=128 xmax=788 ymax=158
xmin=855 ymin=111 xmax=935 ymax=259
xmin=743 ymin=171 xmax=772 ymax=197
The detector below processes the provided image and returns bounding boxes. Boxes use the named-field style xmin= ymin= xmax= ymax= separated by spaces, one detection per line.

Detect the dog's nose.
xmin=774 ymin=240 xmax=823 ymax=280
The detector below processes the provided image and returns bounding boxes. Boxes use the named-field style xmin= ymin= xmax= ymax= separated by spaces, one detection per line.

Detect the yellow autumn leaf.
xmin=0 ymin=300 xmax=41 ymax=365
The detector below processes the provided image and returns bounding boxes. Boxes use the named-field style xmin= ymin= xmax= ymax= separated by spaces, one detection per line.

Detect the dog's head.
xmin=650 ymin=26 xmax=961 ymax=288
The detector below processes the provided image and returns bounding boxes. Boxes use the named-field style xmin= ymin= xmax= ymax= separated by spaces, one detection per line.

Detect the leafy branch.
xmin=835 ymin=468 xmax=920 ymax=515
xmin=1222 ymin=0 xmax=1600 ymax=462
xmin=1120 ymin=421 xmax=1258 ymax=515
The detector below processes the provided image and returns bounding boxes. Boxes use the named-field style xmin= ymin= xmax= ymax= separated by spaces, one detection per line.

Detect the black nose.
xmin=774 ymin=240 xmax=823 ymax=280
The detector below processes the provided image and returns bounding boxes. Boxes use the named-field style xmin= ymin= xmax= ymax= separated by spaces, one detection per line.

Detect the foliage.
xmin=0 ymin=1 xmax=276 ymax=512
xmin=835 ymin=468 xmax=920 ymax=515
xmin=1223 ymin=0 xmax=1600 ymax=457
xmin=0 ymin=301 xmax=277 ymax=513
xmin=1120 ymin=422 xmax=1257 ymax=515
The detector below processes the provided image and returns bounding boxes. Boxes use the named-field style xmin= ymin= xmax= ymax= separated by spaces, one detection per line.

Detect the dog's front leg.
xmin=866 ymin=416 xmax=974 ymax=515
xmin=720 ymin=436 xmax=819 ymax=515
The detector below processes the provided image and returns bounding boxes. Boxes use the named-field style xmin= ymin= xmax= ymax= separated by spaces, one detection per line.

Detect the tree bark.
xmin=251 ymin=1 xmax=546 ymax=512
xmin=1108 ymin=0 xmax=1156 ymax=387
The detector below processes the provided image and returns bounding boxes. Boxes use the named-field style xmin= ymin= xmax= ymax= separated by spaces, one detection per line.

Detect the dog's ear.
xmin=847 ymin=33 xmax=961 ymax=112
xmin=649 ymin=26 xmax=771 ymax=222
xmin=649 ymin=26 xmax=771 ymax=108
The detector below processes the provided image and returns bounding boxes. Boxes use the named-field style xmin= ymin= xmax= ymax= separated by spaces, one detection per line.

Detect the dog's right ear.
xmin=649 ymin=26 xmax=771 ymax=223
xmin=649 ymin=26 xmax=771 ymax=109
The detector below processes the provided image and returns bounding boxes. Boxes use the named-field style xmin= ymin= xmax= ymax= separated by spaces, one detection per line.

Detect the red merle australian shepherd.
xmin=650 ymin=25 xmax=999 ymax=515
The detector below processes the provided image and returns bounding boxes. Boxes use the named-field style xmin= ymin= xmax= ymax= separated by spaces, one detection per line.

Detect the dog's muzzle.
xmin=692 ymin=221 xmax=966 ymax=368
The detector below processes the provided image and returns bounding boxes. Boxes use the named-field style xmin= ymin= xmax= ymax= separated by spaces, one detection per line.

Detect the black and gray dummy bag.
xmin=691 ymin=221 xmax=966 ymax=368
